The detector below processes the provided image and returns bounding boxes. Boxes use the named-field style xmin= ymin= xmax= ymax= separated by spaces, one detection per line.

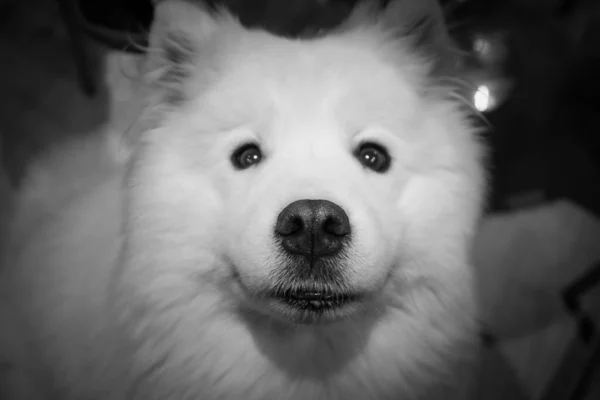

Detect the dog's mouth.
xmin=231 ymin=260 xmax=367 ymax=324
xmin=278 ymin=289 xmax=359 ymax=310
xmin=265 ymin=285 xmax=363 ymax=324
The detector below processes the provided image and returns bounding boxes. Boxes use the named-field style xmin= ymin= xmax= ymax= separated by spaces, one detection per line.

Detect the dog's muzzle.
xmin=270 ymin=199 xmax=357 ymax=323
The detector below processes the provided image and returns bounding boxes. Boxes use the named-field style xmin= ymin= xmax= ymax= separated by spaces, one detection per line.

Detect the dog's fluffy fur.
xmin=0 ymin=1 xmax=486 ymax=399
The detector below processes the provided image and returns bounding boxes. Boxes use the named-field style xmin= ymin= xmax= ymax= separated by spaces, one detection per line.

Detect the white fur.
xmin=0 ymin=1 xmax=486 ymax=399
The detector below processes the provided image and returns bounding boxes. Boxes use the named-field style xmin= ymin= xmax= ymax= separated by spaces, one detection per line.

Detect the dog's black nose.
xmin=275 ymin=199 xmax=350 ymax=257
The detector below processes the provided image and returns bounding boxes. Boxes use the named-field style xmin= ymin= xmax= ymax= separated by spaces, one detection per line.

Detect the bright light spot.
xmin=474 ymin=85 xmax=491 ymax=112
xmin=473 ymin=36 xmax=491 ymax=58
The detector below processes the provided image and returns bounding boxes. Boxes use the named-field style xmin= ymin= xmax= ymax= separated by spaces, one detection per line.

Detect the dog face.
xmin=125 ymin=0 xmax=486 ymax=327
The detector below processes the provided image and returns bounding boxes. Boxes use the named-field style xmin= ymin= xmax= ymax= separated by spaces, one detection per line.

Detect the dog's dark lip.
xmin=271 ymin=288 xmax=361 ymax=310
xmin=288 ymin=291 xmax=354 ymax=302
xmin=292 ymin=291 xmax=331 ymax=301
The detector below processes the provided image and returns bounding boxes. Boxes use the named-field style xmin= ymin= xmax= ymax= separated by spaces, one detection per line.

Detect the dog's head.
xmin=124 ymin=0 xmax=486 ymax=327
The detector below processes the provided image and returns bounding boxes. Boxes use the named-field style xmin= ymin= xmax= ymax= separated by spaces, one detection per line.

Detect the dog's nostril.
xmin=275 ymin=199 xmax=350 ymax=257
xmin=323 ymin=215 xmax=350 ymax=237
xmin=276 ymin=215 xmax=304 ymax=236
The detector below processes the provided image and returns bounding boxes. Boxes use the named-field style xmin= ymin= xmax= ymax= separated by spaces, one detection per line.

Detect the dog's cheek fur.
xmin=120 ymin=127 xmax=228 ymax=288
xmin=375 ymin=97 xmax=486 ymax=396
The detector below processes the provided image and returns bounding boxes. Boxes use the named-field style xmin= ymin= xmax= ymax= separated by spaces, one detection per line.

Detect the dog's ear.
xmin=380 ymin=0 xmax=458 ymax=74
xmin=381 ymin=0 xmax=450 ymax=46
xmin=149 ymin=0 xmax=221 ymax=51
xmin=341 ymin=0 xmax=458 ymax=76
xmin=144 ymin=0 xmax=228 ymax=105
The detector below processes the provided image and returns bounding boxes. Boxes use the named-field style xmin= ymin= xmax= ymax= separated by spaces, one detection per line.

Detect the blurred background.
xmin=0 ymin=0 xmax=599 ymax=399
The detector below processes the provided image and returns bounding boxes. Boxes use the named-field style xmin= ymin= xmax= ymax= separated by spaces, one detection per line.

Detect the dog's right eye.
xmin=354 ymin=142 xmax=391 ymax=173
xmin=231 ymin=143 xmax=263 ymax=170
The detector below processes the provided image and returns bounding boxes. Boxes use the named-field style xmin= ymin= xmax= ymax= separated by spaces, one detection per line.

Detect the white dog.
xmin=0 ymin=1 xmax=486 ymax=399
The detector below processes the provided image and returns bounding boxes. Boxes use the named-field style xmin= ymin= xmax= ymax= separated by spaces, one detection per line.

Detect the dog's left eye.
xmin=231 ymin=143 xmax=263 ymax=170
xmin=355 ymin=142 xmax=390 ymax=173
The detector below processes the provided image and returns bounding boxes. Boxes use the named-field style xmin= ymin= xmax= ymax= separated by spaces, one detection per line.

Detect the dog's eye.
xmin=355 ymin=142 xmax=390 ymax=173
xmin=231 ymin=143 xmax=263 ymax=170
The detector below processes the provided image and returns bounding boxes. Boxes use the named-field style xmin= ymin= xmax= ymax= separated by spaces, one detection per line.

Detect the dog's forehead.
xmin=228 ymin=32 xmax=409 ymax=90
xmin=191 ymin=31 xmax=421 ymax=130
